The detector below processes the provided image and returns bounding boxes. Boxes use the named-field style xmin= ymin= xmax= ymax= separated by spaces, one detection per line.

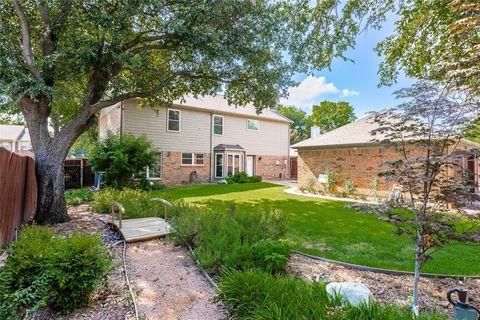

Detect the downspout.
xmin=287 ymin=122 xmax=291 ymax=180
xmin=209 ymin=111 xmax=213 ymax=182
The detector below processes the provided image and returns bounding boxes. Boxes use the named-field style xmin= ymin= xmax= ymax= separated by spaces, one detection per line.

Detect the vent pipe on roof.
xmin=311 ymin=126 xmax=320 ymax=138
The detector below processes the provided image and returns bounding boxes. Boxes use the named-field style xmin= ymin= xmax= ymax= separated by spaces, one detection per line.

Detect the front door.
xmin=246 ymin=156 xmax=254 ymax=176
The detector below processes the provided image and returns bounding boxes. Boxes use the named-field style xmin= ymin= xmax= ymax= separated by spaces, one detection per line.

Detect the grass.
xmin=151 ymin=182 xmax=480 ymax=275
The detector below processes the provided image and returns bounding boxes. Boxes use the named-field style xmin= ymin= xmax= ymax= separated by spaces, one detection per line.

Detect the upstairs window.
xmin=247 ymin=119 xmax=259 ymax=131
xmin=213 ymin=115 xmax=224 ymax=135
xmin=167 ymin=109 xmax=181 ymax=132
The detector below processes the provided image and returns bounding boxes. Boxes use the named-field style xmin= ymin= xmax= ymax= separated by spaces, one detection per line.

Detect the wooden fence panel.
xmin=0 ymin=148 xmax=37 ymax=246
xmin=64 ymin=158 xmax=94 ymax=189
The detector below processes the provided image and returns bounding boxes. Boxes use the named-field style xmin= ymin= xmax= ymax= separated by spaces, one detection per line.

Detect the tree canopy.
xmin=377 ymin=0 xmax=480 ymax=95
xmin=0 ymin=0 xmax=394 ymax=223
xmin=307 ymin=100 xmax=356 ymax=133
xmin=276 ymin=105 xmax=310 ymax=144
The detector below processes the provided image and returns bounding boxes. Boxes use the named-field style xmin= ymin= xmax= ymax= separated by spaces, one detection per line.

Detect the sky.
xmin=279 ymin=13 xmax=415 ymax=118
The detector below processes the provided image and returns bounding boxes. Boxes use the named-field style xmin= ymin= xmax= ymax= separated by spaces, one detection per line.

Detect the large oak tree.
xmin=0 ymin=0 xmax=393 ymax=224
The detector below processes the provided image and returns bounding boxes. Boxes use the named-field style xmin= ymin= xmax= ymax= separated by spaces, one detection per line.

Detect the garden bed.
xmin=31 ymin=204 xmax=134 ymax=320
xmin=289 ymin=252 xmax=480 ymax=313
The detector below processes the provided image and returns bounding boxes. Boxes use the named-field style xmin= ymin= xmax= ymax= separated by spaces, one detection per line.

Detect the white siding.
xmin=212 ymin=114 xmax=289 ymax=156
xmin=122 ymin=100 xmax=211 ymax=153
xmin=121 ymin=100 xmax=290 ymax=156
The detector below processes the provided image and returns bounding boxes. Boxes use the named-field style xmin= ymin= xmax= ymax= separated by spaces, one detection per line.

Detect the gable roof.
xmin=0 ymin=125 xmax=30 ymax=142
xmin=172 ymin=94 xmax=292 ymax=123
xmin=292 ymin=113 xmax=480 ymax=149
xmin=291 ymin=114 xmax=382 ymax=149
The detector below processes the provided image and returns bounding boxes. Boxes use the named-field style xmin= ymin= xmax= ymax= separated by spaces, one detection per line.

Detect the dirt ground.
xmin=288 ymin=253 xmax=480 ymax=314
xmin=33 ymin=204 xmax=226 ymax=320
xmin=127 ymin=240 xmax=227 ymax=320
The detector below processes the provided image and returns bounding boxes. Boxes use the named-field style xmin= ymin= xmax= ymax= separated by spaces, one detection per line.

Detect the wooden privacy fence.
xmin=0 ymin=148 xmax=37 ymax=246
xmin=64 ymin=158 xmax=94 ymax=189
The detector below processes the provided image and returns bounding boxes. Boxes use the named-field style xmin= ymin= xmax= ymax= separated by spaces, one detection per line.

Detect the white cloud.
xmin=341 ymin=88 xmax=360 ymax=97
xmin=280 ymin=76 xmax=338 ymax=110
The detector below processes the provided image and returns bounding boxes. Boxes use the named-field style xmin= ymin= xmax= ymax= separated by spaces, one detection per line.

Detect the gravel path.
xmin=127 ymin=240 xmax=227 ymax=320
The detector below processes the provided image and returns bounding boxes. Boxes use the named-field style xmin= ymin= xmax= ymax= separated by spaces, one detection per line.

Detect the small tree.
xmin=89 ymin=132 xmax=156 ymax=189
xmin=307 ymin=101 xmax=356 ymax=133
xmin=276 ymin=105 xmax=310 ymax=144
xmin=372 ymin=81 xmax=480 ymax=306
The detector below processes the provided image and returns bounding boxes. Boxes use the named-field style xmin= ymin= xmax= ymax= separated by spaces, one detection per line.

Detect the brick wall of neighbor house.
xmin=159 ymin=152 xmax=211 ymax=185
xmin=255 ymin=155 xmax=289 ymax=180
xmin=297 ymin=146 xmax=402 ymax=196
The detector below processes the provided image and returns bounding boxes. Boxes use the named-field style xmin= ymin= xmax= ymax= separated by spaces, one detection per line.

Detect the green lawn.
xmin=151 ymin=182 xmax=480 ymax=275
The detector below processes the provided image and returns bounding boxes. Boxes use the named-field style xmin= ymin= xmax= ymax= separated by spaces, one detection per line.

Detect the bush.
xmin=65 ymin=188 xmax=94 ymax=205
xmin=91 ymin=188 xmax=153 ymax=219
xmin=343 ymin=178 xmax=356 ymax=197
xmin=171 ymin=205 xmax=287 ymax=275
xmin=251 ymin=239 xmax=291 ymax=274
xmin=219 ymin=269 xmax=446 ymax=320
xmin=89 ymin=132 xmax=157 ymax=189
xmin=325 ymin=169 xmax=340 ymax=194
xmin=0 ymin=226 xmax=111 ymax=317
xmin=226 ymin=172 xmax=262 ymax=184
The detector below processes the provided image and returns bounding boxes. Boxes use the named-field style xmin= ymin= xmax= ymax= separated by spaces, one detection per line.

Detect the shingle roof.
xmin=173 ymin=94 xmax=292 ymax=123
xmin=291 ymin=114 xmax=384 ymax=149
xmin=214 ymin=144 xmax=245 ymax=151
xmin=0 ymin=125 xmax=30 ymax=141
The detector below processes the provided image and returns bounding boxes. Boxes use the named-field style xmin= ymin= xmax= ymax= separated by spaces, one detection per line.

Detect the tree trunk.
xmin=34 ymin=149 xmax=70 ymax=224
xmin=412 ymin=243 xmax=421 ymax=306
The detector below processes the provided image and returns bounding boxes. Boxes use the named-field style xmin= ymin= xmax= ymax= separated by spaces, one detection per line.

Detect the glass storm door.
xmin=226 ymin=153 xmax=242 ymax=177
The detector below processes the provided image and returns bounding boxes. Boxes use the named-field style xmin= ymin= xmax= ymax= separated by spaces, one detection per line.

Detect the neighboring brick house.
xmin=98 ymin=95 xmax=292 ymax=185
xmin=0 ymin=124 xmax=32 ymax=156
xmin=291 ymin=114 xmax=480 ymax=197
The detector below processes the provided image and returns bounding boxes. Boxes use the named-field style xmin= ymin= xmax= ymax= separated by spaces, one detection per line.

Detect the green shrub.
xmin=226 ymin=172 xmax=262 ymax=184
xmin=171 ymin=205 xmax=287 ymax=275
xmin=91 ymin=188 xmax=153 ymax=219
xmin=219 ymin=269 xmax=446 ymax=320
xmin=251 ymin=239 xmax=291 ymax=274
xmin=0 ymin=226 xmax=111 ymax=317
xmin=343 ymin=178 xmax=356 ymax=197
xmin=65 ymin=188 xmax=94 ymax=205
xmin=325 ymin=169 xmax=340 ymax=194
xmin=89 ymin=132 xmax=156 ymax=189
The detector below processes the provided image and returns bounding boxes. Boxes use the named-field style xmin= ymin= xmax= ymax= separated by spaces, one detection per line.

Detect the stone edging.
xmin=283 ymin=187 xmax=380 ymax=204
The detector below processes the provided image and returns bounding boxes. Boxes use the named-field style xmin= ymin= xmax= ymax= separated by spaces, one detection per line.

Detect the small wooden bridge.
xmin=109 ymin=199 xmax=173 ymax=243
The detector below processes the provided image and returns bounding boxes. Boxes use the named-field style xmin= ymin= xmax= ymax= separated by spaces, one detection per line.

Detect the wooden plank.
xmin=110 ymin=217 xmax=171 ymax=243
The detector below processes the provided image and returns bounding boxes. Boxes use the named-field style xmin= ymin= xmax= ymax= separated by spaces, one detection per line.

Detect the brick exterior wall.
xmin=152 ymin=152 xmax=290 ymax=186
xmin=297 ymin=146 xmax=403 ymax=196
xmin=159 ymin=152 xmax=211 ymax=186
xmin=255 ymin=155 xmax=290 ymax=180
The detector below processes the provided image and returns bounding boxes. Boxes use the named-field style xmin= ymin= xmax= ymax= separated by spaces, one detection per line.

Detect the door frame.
xmin=246 ymin=155 xmax=255 ymax=176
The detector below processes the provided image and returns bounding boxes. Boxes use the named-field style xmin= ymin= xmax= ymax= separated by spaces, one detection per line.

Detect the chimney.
xmin=311 ymin=126 xmax=320 ymax=138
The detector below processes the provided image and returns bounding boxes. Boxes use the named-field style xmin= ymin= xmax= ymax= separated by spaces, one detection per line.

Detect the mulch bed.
xmin=288 ymin=252 xmax=480 ymax=314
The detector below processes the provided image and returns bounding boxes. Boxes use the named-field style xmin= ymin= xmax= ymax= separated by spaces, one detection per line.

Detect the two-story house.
xmin=0 ymin=124 xmax=32 ymax=155
xmin=98 ymin=95 xmax=292 ymax=185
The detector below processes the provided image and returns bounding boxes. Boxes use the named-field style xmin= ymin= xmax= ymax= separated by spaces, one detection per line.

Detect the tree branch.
xmin=11 ymin=0 xmax=43 ymax=82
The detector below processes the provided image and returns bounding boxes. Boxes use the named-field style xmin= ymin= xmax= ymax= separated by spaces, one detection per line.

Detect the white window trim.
xmin=167 ymin=108 xmax=181 ymax=132
xmin=215 ymin=153 xmax=224 ymax=178
xmin=146 ymin=153 xmax=163 ymax=180
xmin=181 ymin=153 xmax=205 ymax=166
xmin=212 ymin=114 xmax=224 ymax=136
xmin=246 ymin=119 xmax=259 ymax=132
